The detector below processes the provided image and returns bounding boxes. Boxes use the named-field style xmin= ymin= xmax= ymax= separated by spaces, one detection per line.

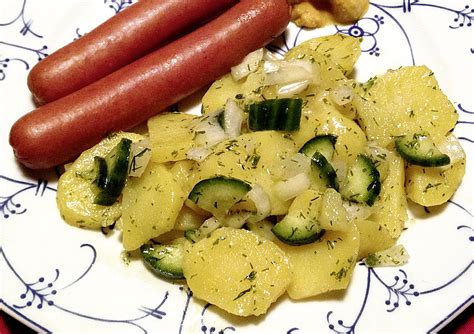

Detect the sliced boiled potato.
xmin=194 ymin=131 xmax=298 ymax=215
xmin=57 ymin=132 xmax=143 ymax=229
xmin=183 ymin=227 xmax=291 ymax=316
xmin=284 ymin=34 xmax=361 ymax=76
xmin=354 ymin=66 xmax=458 ymax=147
xmin=276 ymin=223 xmax=359 ymax=299
xmin=369 ymin=150 xmax=407 ymax=239
xmin=275 ymin=188 xmax=359 ymax=299
xmin=292 ymin=93 xmax=367 ymax=165
xmin=354 ymin=219 xmax=395 ymax=259
xmin=148 ymin=112 xmax=199 ymax=163
xmin=169 ymin=159 xmax=198 ymax=194
xmin=121 ymin=162 xmax=186 ymax=250
xmin=406 ymin=159 xmax=466 ymax=206
xmin=202 ymin=68 xmax=274 ymax=114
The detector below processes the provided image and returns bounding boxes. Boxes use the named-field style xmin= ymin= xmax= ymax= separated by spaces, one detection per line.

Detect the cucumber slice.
xmin=247 ymin=98 xmax=302 ymax=131
xmin=141 ymin=243 xmax=184 ymax=280
xmin=272 ymin=190 xmax=325 ymax=245
xmin=93 ymin=156 xmax=108 ymax=189
xmin=299 ymin=134 xmax=337 ymax=161
xmin=188 ymin=177 xmax=251 ymax=217
xmin=94 ymin=138 xmax=132 ymax=206
xmin=340 ymin=154 xmax=381 ymax=206
xmin=395 ymin=133 xmax=450 ymax=167
xmin=272 ymin=215 xmax=325 ymax=246
xmin=310 ymin=152 xmax=339 ymax=190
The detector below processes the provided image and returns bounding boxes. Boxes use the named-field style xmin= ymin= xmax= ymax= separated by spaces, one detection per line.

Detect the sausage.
xmin=27 ymin=0 xmax=238 ymax=104
xmin=10 ymin=0 xmax=291 ymax=169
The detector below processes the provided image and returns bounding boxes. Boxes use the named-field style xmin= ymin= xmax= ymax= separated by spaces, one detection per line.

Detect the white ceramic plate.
xmin=1 ymin=0 xmax=473 ymax=332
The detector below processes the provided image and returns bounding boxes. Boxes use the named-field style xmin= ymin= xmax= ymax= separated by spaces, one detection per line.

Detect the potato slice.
xmin=354 ymin=219 xmax=395 ymax=259
xmin=148 ymin=112 xmax=199 ymax=163
xmin=57 ymin=132 xmax=143 ymax=229
xmin=183 ymin=227 xmax=291 ymax=316
xmin=202 ymin=73 xmax=243 ymax=114
xmin=406 ymin=159 xmax=466 ymax=207
xmin=354 ymin=66 xmax=458 ymax=148
xmin=369 ymin=150 xmax=407 ymax=239
xmin=292 ymin=93 xmax=367 ymax=165
xmin=276 ymin=223 xmax=359 ymax=299
xmin=195 ymin=131 xmax=298 ymax=215
xmin=121 ymin=162 xmax=186 ymax=250
xmin=284 ymin=34 xmax=361 ymax=76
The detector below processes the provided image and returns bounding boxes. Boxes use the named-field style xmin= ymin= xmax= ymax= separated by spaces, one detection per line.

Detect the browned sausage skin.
xmin=27 ymin=0 xmax=238 ymax=104
xmin=10 ymin=0 xmax=291 ymax=169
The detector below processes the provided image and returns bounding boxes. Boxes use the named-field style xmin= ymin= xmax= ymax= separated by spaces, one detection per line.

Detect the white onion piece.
xmin=437 ymin=134 xmax=466 ymax=164
xmin=331 ymin=85 xmax=354 ymax=106
xmin=343 ymin=200 xmax=373 ymax=221
xmin=231 ymin=48 xmax=264 ymax=81
xmin=264 ymin=59 xmax=314 ymax=86
xmin=247 ymin=184 xmax=271 ymax=218
xmin=263 ymin=49 xmax=279 ymax=61
xmin=193 ymin=111 xmax=228 ymax=147
xmin=273 ymin=173 xmax=311 ymax=202
xmin=225 ymin=212 xmax=251 ymax=229
xmin=274 ymin=153 xmax=311 ymax=180
xmin=186 ymin=147 xmax=211 ymax=162
xmin=200 ymin=217 xmax=222 ymax=235
xmin=129 ymin=139 xmax=152 ymax=177
xmin=277 ymin=80 xmax=311 ymax=98
xmin=364 ymin=245 xmax=410 ymax=267
xmin=223 ymin=99 xmax=245 ymax=138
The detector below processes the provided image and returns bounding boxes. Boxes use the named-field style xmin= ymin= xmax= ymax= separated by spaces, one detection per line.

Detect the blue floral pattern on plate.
xmin=1 ymin=0 xmax=472 ymax=332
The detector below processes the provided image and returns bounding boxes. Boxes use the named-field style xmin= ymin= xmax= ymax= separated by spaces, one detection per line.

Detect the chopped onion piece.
xmin=264 ymin=59 xmax=314 ymax=86
xmin=343 ymin=200 xmax=373 ymax=220
xmin=438 ymin=134 xmax=466 ymax=165
xmin=273 ymin=173 xmax=311 ymax=201
xmin=223 ymin=99 xmax=245 ymax=138
xmin=331 ymin=85 xmax=354 ymax=106
xmin=364 ymin=245 xmax=410 ymax=267
xmin=277 ymin=80 xmax=311 ymax=98
xmin=186 ymin=147 xmax=211 ymax=162
xmin=247 ymin=184 xmax=271 ymax=218
xmin=263 ymin=49 xmax=279 ymax=61
xmin=225 ymin=212 xmax=251 ymax=229
xmin=200 ymin=217 xmax=222 ymax=235
xmin=193 ymin=111 xmax=228 ymax=147
xmin=231 ymin=48 xmax=264 ymax=81
xmin=274 ymin=153 xmax=311 ymax=180
xmin=129 ymin=139 xmax=152 ymax=177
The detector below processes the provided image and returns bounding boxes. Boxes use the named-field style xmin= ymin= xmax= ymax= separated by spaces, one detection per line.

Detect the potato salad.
xmin=56 ymin=34 xmax=466 ymax=316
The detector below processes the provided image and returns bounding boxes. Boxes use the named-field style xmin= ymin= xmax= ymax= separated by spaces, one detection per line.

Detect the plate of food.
xmin=1 ymin=0 xmax=472 ymax=333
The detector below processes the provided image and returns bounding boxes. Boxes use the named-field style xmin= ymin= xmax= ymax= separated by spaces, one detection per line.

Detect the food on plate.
xmin=9 ymin=0 xmax=291 ymax=170
xmin=55 ymin=34 xmax=465 ymax=316
xmin=27 ymin=0 xmax=238 ymax=104
xmin=290 ymin=0 xmax=369 ymax=28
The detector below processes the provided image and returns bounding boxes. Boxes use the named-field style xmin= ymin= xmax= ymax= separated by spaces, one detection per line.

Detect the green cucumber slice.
xmin=141 ymin=243 xmax=184 ymax=280
xmin=188 ymin=177 xmax=251 ymax=217
xmin=94 ymin=138 xmax=132 ymax=206
xmin=340 ymin=154 xmax=381 ymax=206
xmin=247 ymin=98 xmax=302 ymax=131
xmin=395 ymin=133 xmax=450 ymax=167
xmin=299 ymin=134 xmax=337 ymax=161
xmin=310 ymin=152 xmax=339 ymax=190
xmin=272 ymin=214 xmax=325 ymax=246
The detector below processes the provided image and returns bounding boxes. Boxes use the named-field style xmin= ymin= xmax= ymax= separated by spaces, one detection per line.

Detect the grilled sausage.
xmin=10 ymin=0 xmax=291 ymax=169
xmin=27 ymin=0 xmax=237 ymax=104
